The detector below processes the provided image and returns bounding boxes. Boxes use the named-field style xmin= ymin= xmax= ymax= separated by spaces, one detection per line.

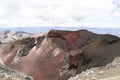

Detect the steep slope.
xmin=0 ymin=29 xmax=120 ymax=80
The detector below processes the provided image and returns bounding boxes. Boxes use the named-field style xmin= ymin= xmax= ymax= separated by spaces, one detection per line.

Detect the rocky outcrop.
xmin=0 ymin=29 xmax=120 ymax=80
xmin=0 ymin=64 xmax=33 ymax=80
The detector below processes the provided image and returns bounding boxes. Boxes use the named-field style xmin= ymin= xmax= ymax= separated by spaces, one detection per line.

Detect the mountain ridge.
xmin=0 ymin=29 xmax=120 ymax=80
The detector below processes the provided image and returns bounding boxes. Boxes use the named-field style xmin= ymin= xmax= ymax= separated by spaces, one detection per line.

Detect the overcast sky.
xmin=0 ymin=0 xmax=120 ymax=28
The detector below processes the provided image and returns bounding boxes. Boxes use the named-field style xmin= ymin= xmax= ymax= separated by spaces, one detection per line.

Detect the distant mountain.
xmin=0 ymin=30 xmax=32 ymax=43
xmin=0 ymin=27 xmax=120 ymax=43
xmin=0 ymin=27 xmax=120 ymax=36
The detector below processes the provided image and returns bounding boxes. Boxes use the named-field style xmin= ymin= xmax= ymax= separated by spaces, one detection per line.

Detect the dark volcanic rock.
xmin=0 ymin=29 xmax=120 ymax=80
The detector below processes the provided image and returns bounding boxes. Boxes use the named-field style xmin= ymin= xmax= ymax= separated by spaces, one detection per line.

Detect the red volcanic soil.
xmin=0 ymin=29 xmax=120 ymax=80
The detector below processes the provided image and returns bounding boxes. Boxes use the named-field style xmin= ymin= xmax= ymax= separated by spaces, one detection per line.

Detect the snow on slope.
xmin=0 ymin=30 xmax=32 ymax=43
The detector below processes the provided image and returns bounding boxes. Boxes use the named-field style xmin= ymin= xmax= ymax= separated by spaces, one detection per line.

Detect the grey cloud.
xmin=70 ymin=16 xmax=83 ymax=22
xmin=0 ymin=0 xmax=21 ymax=18
xmin=0 ymin=0 xmax=119 ymax=28
xmin=36 ymin=16 xmax=50 ymax=21
xmin=113 ymin=0 xmax=120 ymax=8
xmin=111 ymin=0 xmax=120 ymax=17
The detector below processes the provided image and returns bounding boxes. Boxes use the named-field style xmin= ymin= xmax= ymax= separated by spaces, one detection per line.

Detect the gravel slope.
xmin=69 ymin=57 xmax=120 ymax=80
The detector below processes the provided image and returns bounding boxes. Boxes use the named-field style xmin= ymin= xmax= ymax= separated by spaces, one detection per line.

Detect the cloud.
xmin=0 ymin=0 xmax=120 ymax=28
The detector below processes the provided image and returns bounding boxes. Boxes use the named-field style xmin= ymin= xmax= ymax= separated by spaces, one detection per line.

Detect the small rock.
xmin=92 ymin=77 xmax=96 ymax=80
xmin=99 ymin=71 xmax=103 ymax=74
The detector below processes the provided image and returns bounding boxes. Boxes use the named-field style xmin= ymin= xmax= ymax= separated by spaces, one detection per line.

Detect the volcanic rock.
xmin=0 ymin=29 xmax=120 ymax=80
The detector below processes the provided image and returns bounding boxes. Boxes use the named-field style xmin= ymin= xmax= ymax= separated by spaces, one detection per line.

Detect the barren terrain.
xmin=69 ymin=57 xmax=120 ymax=80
